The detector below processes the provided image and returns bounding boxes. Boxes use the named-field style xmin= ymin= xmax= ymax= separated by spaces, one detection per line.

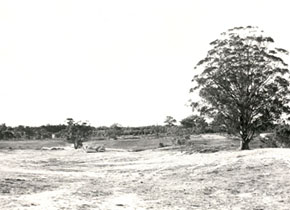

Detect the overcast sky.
xmin=0 ymin=0 xmax=290 ymax=127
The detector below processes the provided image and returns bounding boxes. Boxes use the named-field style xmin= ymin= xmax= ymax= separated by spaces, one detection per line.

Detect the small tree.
xmin=65 ymin=118 xmax=93 ymax=149
xmin=164 ymin=116 xmax=177 ymax=127
xmin=191 ymin=26 xmax=290 ymax=149
xmin=0 ymin=124 xmax=15 ymax=140
xmin=108 ymin=123 xmax=123 ymax=139
xmin=180 ymin=115 xmax=208 ymax=133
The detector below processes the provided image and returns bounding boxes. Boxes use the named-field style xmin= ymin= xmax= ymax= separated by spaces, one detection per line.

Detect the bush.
xmin=171 ymin=135 xmax=193 ymax=147
xmin=274 ymin=124 xmax=290 ymax=147
xmin=259 ymin=133 xmax=277 ymax=148
xmin=260 ymin=124 xmax=290 ymax=148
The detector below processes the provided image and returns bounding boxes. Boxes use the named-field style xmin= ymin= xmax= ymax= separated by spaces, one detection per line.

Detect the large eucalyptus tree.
xmin=191 ymin=26 xmax=290 ymax=150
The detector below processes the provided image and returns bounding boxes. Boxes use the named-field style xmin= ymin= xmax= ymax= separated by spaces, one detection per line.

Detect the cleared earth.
xmin=0 ymin=135 xmax=290 ymax=209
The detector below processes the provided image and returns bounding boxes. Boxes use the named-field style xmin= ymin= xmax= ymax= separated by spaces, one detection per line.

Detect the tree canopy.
xmin=65 ymin=118 xmax=94 ymax=149
xmin=164 ymin=116 xmax=177 ymax=127
xmin=191 ymin=26 xmax=290 ymax=149
xmin=180 ymin=115 xmax=207 ymax=128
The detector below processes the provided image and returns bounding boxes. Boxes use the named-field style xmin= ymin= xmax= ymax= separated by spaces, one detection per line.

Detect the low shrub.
xmin=259 ymin=124 xmax=290 ymax=148
xmin=171 ymin=135 xmax=190 ymax=146
xmin=274 ymin=124 xmax=290 ymax=147
xmin=258 ymin=133 xmax=277 ymax=148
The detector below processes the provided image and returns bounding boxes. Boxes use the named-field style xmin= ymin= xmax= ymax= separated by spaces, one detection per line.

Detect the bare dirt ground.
xmin=1 ymin=135 xmax=290 ymax=209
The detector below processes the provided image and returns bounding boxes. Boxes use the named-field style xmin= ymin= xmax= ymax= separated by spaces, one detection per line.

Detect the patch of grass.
xmin=86 ymin=137 xmax=174 ymax=151
xmin=0 ymin=139 xmax=69 ymax=150
xmin=0 ymin=133 xmax=267 ymax=152
xmin=183 ymin=134 xmax=267 ymax=153
xmin=0 ymin=177 xmax=57 ymax=195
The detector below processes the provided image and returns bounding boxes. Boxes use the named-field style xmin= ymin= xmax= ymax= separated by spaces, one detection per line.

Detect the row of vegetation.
xmin=0 ymin=116 xmax=221 ymax=149
xmin=0 ymin=115 xmax=223 ymax=141
xmin=1 ymin=115 xmax=289 ymax=150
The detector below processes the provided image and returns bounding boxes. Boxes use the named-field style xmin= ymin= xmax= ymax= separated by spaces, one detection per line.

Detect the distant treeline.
xmin=0 ymin=123 xmax=175 ymax=140
xmin=0 ymin=120 xmax=228 ymax=141
xmin=0 ymin=124 xmax=67 ymax=140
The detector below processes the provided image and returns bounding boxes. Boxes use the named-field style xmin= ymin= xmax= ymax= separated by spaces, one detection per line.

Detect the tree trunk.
xmin=74 ymin=139 xmax=83 ymax=149
xmin=239 ymin=140 xmax=250 ymax=150
xmin=74 ymin=139 xmax=78 ymax=149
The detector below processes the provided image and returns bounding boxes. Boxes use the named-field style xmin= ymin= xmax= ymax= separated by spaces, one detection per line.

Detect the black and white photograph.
xmin=1 ymin=0 xmax=290 ymax=209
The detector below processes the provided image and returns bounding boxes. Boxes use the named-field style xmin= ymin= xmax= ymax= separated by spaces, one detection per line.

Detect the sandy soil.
xmin=1 ymin=145 xmax=290 ymax=209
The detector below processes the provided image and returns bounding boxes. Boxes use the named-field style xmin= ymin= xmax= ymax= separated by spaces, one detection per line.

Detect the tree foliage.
xmin=0 ymin=124 xmax=15 ymax=140
xmin=164 ymin=116 xmax=177 ymax=127
xmin=191 ymin=26 xmax=290 ymax=149
xmin=180 ymin=115 xmax=208 ymax=133
xmin=107 ymin=123 xmax=123 ymax=140
xmin=273 ymin=123 xmax=290 ymax=147
xmin=65 ymin=118 xmax=94 ymax=149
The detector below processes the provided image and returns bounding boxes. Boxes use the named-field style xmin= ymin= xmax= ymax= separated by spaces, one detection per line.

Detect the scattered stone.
xmin=50 ymin=147 xmax=65 ymax=150
xmin=41 ymin=147 xmax=65 ymax=151
xmin=96 ymin=145 xmax=106 ymax=152
xmin=83 ymin=145 xmax=106 ymax=153
xmin=198 ymin=148 xmax=219 ymax=153
xmin=116 ymin=204 xmax=125 ymax=206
